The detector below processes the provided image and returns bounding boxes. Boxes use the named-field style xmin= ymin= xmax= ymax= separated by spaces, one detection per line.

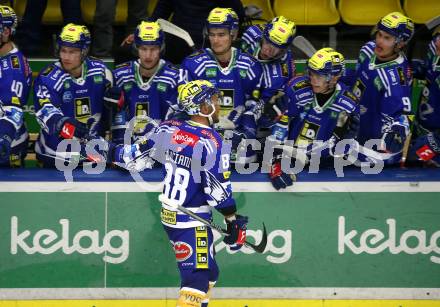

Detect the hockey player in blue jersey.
xmin=109 ymin=21 xmax=180 ymax=144
xmin=0 ymin=5 xmax=32 ymax=167
xmin=269 ymin=48 xmax=359 ymax=190
xmin=408 ymin=26 xmax=440 ymax=166
xmin=33 ymin=23 xmax=113 ymax=167
xmin=241 ymin=16 xmax=296 ymax=125
xmin=180 ymin=7 xmax=264 ymax=163
xmin=110 ymin=80 xmax=248 ymax=306
xmin=353 ymin=12 xmax=414 ymax=165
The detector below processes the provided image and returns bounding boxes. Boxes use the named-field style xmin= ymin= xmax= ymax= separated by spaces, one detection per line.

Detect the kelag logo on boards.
xmin=338 ymin=216 xmax=440 ymax=264
xmin=213 ymin=229 xmax=293 ymax=264
xmin=10 ymin=216 xmax=129 ymax=264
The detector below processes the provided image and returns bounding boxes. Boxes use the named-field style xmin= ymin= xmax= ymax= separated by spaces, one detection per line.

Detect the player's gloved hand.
xmin=263 ymin=91 xmax=287 ymax=122
xmin=223 ymin=214 xmax=248 ymax=251
xmin=0 ymin=135 xmax=12 ymax=164
xmin=56 ymin=117 xmax=89 ymax=139
xmin=112 ymin=143 xmax=154 ymax=172
xmin=382 ymin=123 xmax=408 ymax=153
xmin=80 ymin=136 xmax=110 ymax=164
xmin=410 ymin=131 xmax=440 ymax=162
xmin=104 ymin=87 xmax=124 ymax=112
xmin=269 ymin=148 xmax=294 ymax=190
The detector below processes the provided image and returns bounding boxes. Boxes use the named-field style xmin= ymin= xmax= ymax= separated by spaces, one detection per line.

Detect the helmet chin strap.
xmin=199 ymin=104 xmax=216 ymax=126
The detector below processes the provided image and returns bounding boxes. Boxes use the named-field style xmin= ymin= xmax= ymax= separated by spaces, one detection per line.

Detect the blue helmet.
xmin=178 ymin=80 xmax=221 ymax=116
xmin=134 ymin=21 xmax=165 ymax=49
xmin=206 ymin=7 xmax=239 ymax=33
xmin=263 ymin=16 xmax=296 ymax=49
xmin=0 ymin=5 xmax=17 ymax=35
xmin=57 ymin=23 xmax=91 ymax=52
xmin=377 ymin=12 xmax=414 ymax=43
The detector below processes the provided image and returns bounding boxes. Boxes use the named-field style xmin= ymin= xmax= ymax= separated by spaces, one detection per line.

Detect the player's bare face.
xmin=435 ymin=36 xmax=440 ymax=56
xmin=260 ymin=40 xmax=283 ymax=60
xmin=60 ymin=46 xmax=82 ymax=74
xmin=375 ymin=30 xmax=398 ymax=61
xmin=211 ymin=94 xmax=221 ymax=123
xmin=138 ymin=45 xmax=161 ymax=70
xmin=309 ymin=71 xmax=330 ymax=94
xmin=208 ymin=28 xmax=232 ymax=56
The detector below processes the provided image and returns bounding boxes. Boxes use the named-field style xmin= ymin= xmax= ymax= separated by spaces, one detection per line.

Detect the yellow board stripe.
xmin=0 ymin=300 xmax=440 ymax=307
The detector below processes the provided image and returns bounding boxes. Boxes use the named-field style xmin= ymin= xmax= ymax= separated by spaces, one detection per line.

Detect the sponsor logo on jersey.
xmin=281 ymin=63 xmax=289 ymax=77
xmin=206 ymin=67 xmax=217 ymax=78
xmin=397 ymin=67 xmax=406 ymax=85
xmin=64 ymin=80 xmax=71 ymax=89
xmin=93 ymin=75 xmax=103 ymax=84
xmin=174 ymin=241 xmax=193 ymax=262
xmin=293 ymin=79 xmax=309 ymax=90
xmin=200 ymin=129 xmax=219 ymax=148
xmin=223 ymin=171 xmax=231 ymax=179
xmin=134 ymin=103 xmax=149 ymax=133
xmin=342 ymin=90 xmax=358 ymax=103
xmin=219 ymin=88 xmax=234 ymax=118
xmin=172 ymin=130 xmax=200 ymax=147
xmin=74 ymin=97 xmax=92 ymax=123
xmin=161 ymin=208 xmax=177 ymax=225
xmin=157 ymin=82 xmax=167 ymax=92
xmin=295 ymin=120 xmax=320 ymax=146
xmin=195 ymin=226 xmax=208 ymax=269
xmin=10 ymin=55 xmax=20 ymax=69
xmin=11 ymin=96 xmax=20 ymax=106
xmin=41 ymin=65 xmax=54 ymax=76
xmin=373 ymin=76 xmax=383 ymax=91
xmin=239 ymin=69 xmax=246 ymax=78
xmin=124 ymin=83 xmax=133 ymax=91
xmin=353 ymin=79 xmax=366 ymax=99
xmin=63 ymin=91 xmax=73 ymax=103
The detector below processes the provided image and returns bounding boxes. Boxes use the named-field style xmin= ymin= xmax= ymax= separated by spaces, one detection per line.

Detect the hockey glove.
xmin=223 ymin=214 xmax=248 ymax=251
xmin=269 ymin=148 xmax=294 ymax=190
xmin=382 ymin=124 xmax=408 ymax=153
xmin=263 ymin=91 xmax=287 ymax=122
xmin=56 ymin=117 xmax=89 ymax=139
xmin=411 ymin=132 xmax=440 ymax=162
xmin=0 ymin=135 xmax=12 ymax=164
xmin=104 ymin=87 xmax=124 ymax=113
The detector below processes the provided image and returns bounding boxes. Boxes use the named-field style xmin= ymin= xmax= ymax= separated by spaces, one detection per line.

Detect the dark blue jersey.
xmin=353 ymin=41 xmax=413 ymax=144
xmin=143 ymin=119 xmax=236 ymax=228
xmin=0 ymin=45 xmax=32 ymax=165
xmin=241 ymin=24 xmax=296 ymax=103
xmin=33 ymin=57 xmax=112 ymax=160
xmin=112 ymin=59 xmax=180 ymax=142
xmin=418 ymin=40 xmax=440 ymax=132
xmin=281 ymin=76 xmax=359 ymax=153
xmin=180 ymin=48 xmax=263 ymax=129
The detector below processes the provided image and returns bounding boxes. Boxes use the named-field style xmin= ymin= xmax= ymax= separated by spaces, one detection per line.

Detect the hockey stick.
xmin=157 ymin=18 xmax=196 ymax=50
xmin=158 ymin=194 xmax=268 ymax=254
xmin=292 ymin=35 xmax=317 ymax=57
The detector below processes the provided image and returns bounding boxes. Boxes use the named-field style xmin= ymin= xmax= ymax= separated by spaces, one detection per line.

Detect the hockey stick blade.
xmin=157 ymin=19 xmax=195 ymax=49
xmin=292 ymin=35 xmax=317 ymax=57
xmin=158 ymin=194 xmax=268 ymax=253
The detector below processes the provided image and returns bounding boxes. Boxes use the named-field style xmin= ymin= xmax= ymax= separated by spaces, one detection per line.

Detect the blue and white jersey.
xmin=144 ymin=119 xmax=236 ymax=229
xmin=417 ymin=39 xmax=440 ymax=132
xmin=280 ymin=76 xmax=358 ymax=153
xmin=180 ymin=47 xmax=263 ymax=127
xmin=353 ymin=41 xmax=413 ymax=144
xmin=112 ymin=59 xmax=180 ymax=143
xmin=33 ymin=57 xmax=112 ymax=161
xmin=0 ymin=45 xmax=32 ymax=165
xmin=241 ymin=24 xmax=296 ymax=103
